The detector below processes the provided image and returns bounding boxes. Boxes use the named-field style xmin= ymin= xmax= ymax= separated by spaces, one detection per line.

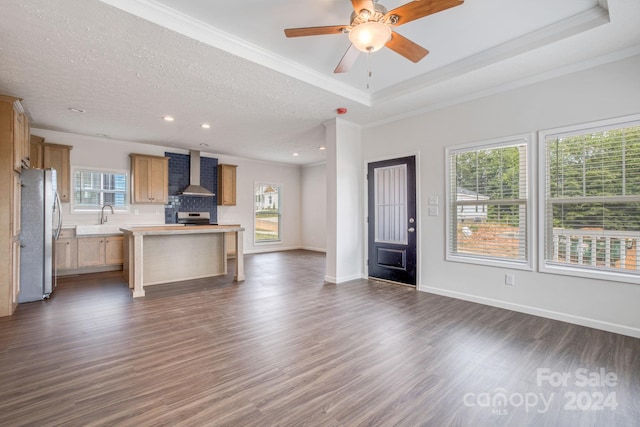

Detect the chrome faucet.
xmin=100 ymin=204 xmax=114 ymax=224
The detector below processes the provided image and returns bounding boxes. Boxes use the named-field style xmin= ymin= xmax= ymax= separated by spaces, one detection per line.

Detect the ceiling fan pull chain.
xmin=367 ymin=50 xmax=372 ymax=90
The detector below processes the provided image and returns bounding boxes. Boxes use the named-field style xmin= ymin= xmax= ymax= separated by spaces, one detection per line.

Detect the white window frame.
xmin=538 ymin=114 xmax=640 ymax=284
xmin=254 ymin=182 xmax=282 ymax=245
xmin=72 ymin=166 xmax=129 ymax=213
xmin=445 ymin=133 xmax=534 ymax=271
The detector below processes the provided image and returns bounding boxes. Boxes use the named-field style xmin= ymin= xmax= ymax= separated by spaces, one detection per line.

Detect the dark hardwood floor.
xmin=0 ymin=250 xmax=638 ymax=426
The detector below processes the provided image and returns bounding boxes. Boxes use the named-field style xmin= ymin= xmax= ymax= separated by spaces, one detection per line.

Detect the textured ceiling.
xmin=1 ymin=0 xmax=639 ymax=165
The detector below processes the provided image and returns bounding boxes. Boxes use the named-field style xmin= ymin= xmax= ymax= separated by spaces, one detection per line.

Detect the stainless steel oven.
xmin=176 ymin=211 xmax=215 ymax=226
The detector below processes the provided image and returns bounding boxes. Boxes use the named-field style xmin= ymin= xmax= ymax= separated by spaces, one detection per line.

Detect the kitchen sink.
xmin=75 ymin=224 xmax=123 ymax=236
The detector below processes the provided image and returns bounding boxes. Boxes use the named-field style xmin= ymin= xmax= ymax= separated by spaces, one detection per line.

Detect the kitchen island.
xmin=120 ymin=225 xmax=244 ymax=297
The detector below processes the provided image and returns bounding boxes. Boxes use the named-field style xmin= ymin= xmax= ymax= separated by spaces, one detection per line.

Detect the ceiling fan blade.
xmin=334 ymin=44 xmax=360 ymax=73
xmin=386 ymin=0 xmax=464 ymax=26
xmin=385 ymin=31 xmax=429 ymax=63
xmin=284 ymin=25 xmax=349 ymax=38
xmin=351 ymin=0 xmax=374 ymax=15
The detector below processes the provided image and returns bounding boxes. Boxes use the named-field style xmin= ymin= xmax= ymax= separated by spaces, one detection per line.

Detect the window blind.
xmin=73 ymin=169 xmax=127 ymax=210
xmin=543 ymin=121 xmax=640 ymax=276
xmin=448 ymin=138 xmax=528 ymax=264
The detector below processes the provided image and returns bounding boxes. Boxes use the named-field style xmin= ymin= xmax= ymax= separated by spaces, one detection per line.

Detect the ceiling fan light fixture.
xmin=348 ymin=21 xmax=391 ymax=53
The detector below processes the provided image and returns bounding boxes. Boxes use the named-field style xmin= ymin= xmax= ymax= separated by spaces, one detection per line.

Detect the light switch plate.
xmin=428 ymin=195 xmax=439 ymax=206
xmin=428 ymin=206 xmax=438 ymax=216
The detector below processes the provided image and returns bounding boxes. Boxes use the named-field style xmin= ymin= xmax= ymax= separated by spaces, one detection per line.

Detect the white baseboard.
xmin=243 ymin=246 xmax=327 ymax=255
xmin=324 ymin=273 xmax=362 ymax=284
xmin=244 ymin=245 xmax=302 ymax=254
xmin=420 ymin=286 xmax=640 ymax=339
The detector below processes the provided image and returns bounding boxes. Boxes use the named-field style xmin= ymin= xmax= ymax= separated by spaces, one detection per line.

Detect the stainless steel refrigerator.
xmin=19 ymin=168 xmax=62 ymax=303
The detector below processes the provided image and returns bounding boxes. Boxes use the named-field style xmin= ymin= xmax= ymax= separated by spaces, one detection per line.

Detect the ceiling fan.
xmin=284 ymin=0 xmax=465 ymax=73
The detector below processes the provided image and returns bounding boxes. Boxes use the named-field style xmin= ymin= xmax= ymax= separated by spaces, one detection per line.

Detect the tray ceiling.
xmin=1 ymin=0 xmax=638 ymax=164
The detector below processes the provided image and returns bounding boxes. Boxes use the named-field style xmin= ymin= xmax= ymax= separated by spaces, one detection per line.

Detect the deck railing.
xmin=551 ymin=229 xmax=640 ymax=272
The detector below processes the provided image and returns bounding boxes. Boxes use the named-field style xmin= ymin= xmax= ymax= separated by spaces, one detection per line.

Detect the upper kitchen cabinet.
xmin=130 ymin=154 xmax=168 ymax=204
xmin=43 ymin=143 xmax=72 ymax=202
xmin=15 ymin=109 xmax=30 ymax=171
xmin=8 ymin=97 xmax=30 ymax=172
xmin=218 ymin=164 xmax=237 ymax=206
xmin=29 ymin=135 xmax=44 ymax=169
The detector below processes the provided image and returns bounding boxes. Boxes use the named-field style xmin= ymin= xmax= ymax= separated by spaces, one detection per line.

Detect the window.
xmin=375 ymin=163 xmax=408 ymax=245
xmin=73 ymin=168 xmax=128 ymax=211
xmin=446 ymin=134 xmax=531 ymax=268
xmin=539 ymin=115 xmax=640 ymax=282
xmin=255 ymin=183 xmax=281 ymax=243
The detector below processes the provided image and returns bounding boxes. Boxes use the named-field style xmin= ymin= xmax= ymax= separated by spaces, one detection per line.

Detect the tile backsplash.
xmin=164 ymin=152 xmax=218 ymax=224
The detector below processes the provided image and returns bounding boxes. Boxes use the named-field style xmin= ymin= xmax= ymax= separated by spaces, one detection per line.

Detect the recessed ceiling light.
xmin=318 ymin=146 xmax=326 ymax=151
xmin=201 ymin=123 xmax=211 ymax=129
xmin=163 ymin=116 xmax=174 ymax=122
xmin=200 ymin=143 xmax=209 ymax=148
xmin=68 ymin=107 xmax=85 ymax=113
xmin=293 ymin=152 xmax=299 ymax=157
xmin=96 ymin=133 xmax=110 ymax=138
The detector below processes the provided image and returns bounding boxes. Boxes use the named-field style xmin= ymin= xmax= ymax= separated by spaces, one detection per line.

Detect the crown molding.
xmin=98 ymin=0 xmax=372 ymax=106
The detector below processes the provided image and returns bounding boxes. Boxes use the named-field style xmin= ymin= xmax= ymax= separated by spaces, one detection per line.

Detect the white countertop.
xmin=72 ymin=223 xmax=186 ymax=236
xmin=119 ymin=224 xmax=243 ymax=236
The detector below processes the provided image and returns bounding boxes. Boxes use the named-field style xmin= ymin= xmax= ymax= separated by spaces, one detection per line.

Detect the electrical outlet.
xmin=428 ymin=206 xmax=438 ymax=216
xmin=505 ymin=273 xmax=515 ymax=286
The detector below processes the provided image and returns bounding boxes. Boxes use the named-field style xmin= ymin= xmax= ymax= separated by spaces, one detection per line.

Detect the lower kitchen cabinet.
xmin=12 ymin=240 xmax=20 ymax=305
xmin=56 ymin=230 xmax=124 ymax=275
xmin=77 ymin=237 xmax=106 ymax=267
xmin=105 ymin=236 xmax=123 ymax=265
xmin=77 ymin=236 xmax=123 ymax=268
xmin=56 ymin=228 xmax=76 ymax=271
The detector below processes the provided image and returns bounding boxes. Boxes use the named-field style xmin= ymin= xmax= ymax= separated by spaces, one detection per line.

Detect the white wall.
xmin=214 ymin=153 xmax=302 ymax=254
xmin=301 ymin=162 xmax=326 ymax=252
xmin=325 ymin=119 xmax=363 ymax=283
xmin=361 ymin=54 xmax=640 ymax=337
xmin=30 ymin=129 xmax=303 ymax=253
xmin=31 ymin=129 xmax=168 ymax=227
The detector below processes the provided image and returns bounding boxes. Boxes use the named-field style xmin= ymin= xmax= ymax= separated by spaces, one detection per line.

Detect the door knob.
xmin=408 ymin=227 xmax=415 ymax=233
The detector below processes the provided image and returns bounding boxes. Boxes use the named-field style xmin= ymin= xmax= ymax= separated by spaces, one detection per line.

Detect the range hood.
xmin=180 ymin=150 xmax=215 ymax=197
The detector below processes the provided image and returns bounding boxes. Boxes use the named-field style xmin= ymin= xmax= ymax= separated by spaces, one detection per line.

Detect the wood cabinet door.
xmin=43 ymin=144 xmax=71 ymax=202
xmin=105 ymin=236 xmax=123 ymax=265
xmin=21 ymin=113 xmax=30 ymax=169
xmin=29 ymin=136 xmax=44 ymax=169
xmin=55 ymin=238 xmax=73 ymax=270
xmin=12 ymin=107 xmax=24 ymax=173
xmin=12 ymin=239 xmax=20 ymax=305
xmin=133 ymin=155 xmax=150 ymax=203
xmin=218 ymin=164 xmax=237 ymax=206
xmin=77 ymin=237 xmax=105 ymax=267
xmin=149 ymin=157 xmax=168 ymax=203
xmin=131 ymin=154 xmax=168 ymax=204
xmin=12 ymin=173 xmax=20 ymax=238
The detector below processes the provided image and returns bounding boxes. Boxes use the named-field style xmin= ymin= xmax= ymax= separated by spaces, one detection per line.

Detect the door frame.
xmin=363 ymin=151 xmax=421 ymax=288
